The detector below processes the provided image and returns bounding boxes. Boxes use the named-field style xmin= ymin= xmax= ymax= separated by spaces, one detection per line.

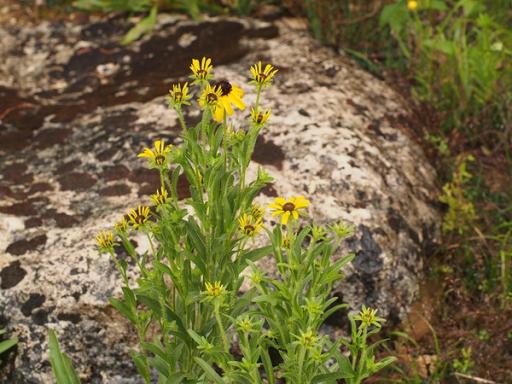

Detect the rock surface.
xmin=0 ymin=13 xmax=440 ymax=384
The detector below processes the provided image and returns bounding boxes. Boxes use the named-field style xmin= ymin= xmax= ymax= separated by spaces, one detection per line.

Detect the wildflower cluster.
xmin=88 ymin=57 xmax=393 ymax=384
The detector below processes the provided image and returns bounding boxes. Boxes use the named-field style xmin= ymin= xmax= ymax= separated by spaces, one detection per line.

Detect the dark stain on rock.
xmin=33 ymin=128 xmax=73 ymax=149
xmin=21 ymin=293 xmax=46 ymax=316
xmin=138 ymin=183 xmax=155 ymax=197
xmin=101 ymin=164 xmax=130 ymax=181
xmin=25 ymin=217 xmax=43 ymax=228
xmin=58 ymin=172 xmax=97 ymax=191
xmin=0 ymin=261 xmax=27 ymax=289
xmin=28 ymin=182 xmax=54 ymax=194
xmin=346 ymin=98 xmax=369 ymax=116
xmin=130 ymin=168 xmax=160 ymax=186
xmin=177 ymin=173 xmax=191 ymax=200
xmin=260 ymin=183 xmax=278 ymax=197
xmin=0 ymin=130 xmax=33 ymax=151
xmin=5 ymin=234 xmax=47 ymax=256
xmin=31 ymin=309 xmax=49 ymax=325
xmin=348 ymin=225 xmax=383 ymax=274
xmin=252 ymin=136 xmax=285 ymax=170
xmin=54 ymin=213 xmax=79 ymax=228
xmin=244 ymin=23 xmax=279 ymax=39
xmin=57 ymin=313 xmax=82 ymax=324
xmin=387 ymin=207 xmax=420 ymax=245
xmin=56 ymin=160 xmax=82 ymax=174
xmin=0 ymin=201 xmax=37 ymax=216
xmin=97 ymin=146 xmax=120 ymax=161
xmin=1 ymin=163 xmax=33 ymax=184
xmin=99 ymin=184 xmax=131 ymax=196
xmin=367 ymin=119 xmax=398 ymax=142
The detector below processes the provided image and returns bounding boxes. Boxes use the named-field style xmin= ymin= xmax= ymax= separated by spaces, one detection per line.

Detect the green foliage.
xmin=48 ymin=329 xmax=81 ymax=384
xmin=47 ymin=59 xmax=394 ymax=383
xmin=380 ymin=0 xmax=512 ymax=135
xmin=452 ymin=346 xmax=473 ymax=374
xmin=0 ymin=328 xmax=17 ymax=358
xmin=439 ymin=154 xmax=477 ymax=234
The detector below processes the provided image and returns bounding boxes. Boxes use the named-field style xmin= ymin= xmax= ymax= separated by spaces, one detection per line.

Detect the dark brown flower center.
xmin=206 ymin=93 xmax=218 ymax=104
xmin=256 ymin=114 xmax=264 ymax=123
xmin=282 ymin=202 xmax=295 ymax=212
xmin=215 ymin=80 xmax=232 ymax=96
xmin=244 ymin=225 xmax=255 ymax=234
xmin=155 ymin=155 xmax=166 ymax=165
xmin=174 ymin=91 xmax=182 ymax=101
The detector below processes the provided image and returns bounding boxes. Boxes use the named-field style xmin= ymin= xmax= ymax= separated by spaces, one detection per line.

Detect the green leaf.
xmin=48 ymin=330 xmax=81 ymax=384
xmin=109 ymin=297 xmax=137 ymax=324
xmin=121 ymin=6 xmax=157 ymax=45
xmin=131 ymin=351 xmax=151 ymax=383
xmin=0 ymin=338 xmax=17 ymax=355
xmin=239 ymin=245 xmax=272 ymax=266
xmin=193 ymin=357 xmax=225 ymax=384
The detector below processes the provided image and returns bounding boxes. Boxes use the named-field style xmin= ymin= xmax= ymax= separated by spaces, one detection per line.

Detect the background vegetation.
xmin=8 ymin=0 xmax=512 ymax=382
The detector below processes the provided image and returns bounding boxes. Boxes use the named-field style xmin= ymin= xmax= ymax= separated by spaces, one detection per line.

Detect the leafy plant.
xmin=50 ymin=58 xmax=395 ymax=383
xmin=439 ymin=154 xmax=477 ymax=234
xmin=380 ymin=0 xmax=512 ymax=136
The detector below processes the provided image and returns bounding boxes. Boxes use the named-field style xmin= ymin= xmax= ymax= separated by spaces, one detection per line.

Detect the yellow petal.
xmin=281 ymin=211 xmax=290 ymax=225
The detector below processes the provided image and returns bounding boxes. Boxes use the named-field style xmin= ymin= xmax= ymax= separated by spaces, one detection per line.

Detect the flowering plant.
xmin=52 ymin=58 xmax=394 ymax=383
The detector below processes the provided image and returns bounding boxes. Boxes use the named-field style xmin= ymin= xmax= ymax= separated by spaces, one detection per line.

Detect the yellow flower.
xmin=95 ymin=230 xmax=114 ymax=253
xmin=354 ymin=305 xmax=386 ymax=328
xmin=114 ymin=217 xmax=128 ymax=233
xmin=238 ymin=213 xmax=263 ymax=237
xmin=190 ymin=57 xmax=213 ymax=82
xmin=250 ymin=61 xmax=278 ymax=87
xmin=168 ymin=82 xmax=191 ymax=107
xmin=269 ymin=196 xmax=310 ymax=225
xmin=407 ymin=0 xmax=418 ymax=11
xmin=199 ymin=83 xmax=224 ymax=121
xmin=151 ymin=187 xmax=169 ymax=207
xmin=205 ymin=281 xmax=225 ymax=298
xmin=297 ymin=329 xmax=318 ymax=350
xmin=212 ymin=80 xmax=246 ymax=122
xmin=250 ymin=203 xmax=265 ymax=221
xmin=250 ymin=107 xmax=271 ymax=126
xmin=137 ymin=139 xmax=173 ymax=168
xmin=128 ymin=205 xmax=150 ymax=229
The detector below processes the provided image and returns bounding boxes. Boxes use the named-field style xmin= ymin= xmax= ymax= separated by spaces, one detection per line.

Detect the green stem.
xmin=176 ymin=106 xmax=187 ymax=131
xmin=214 ymin=304 xmax=230 ymax=352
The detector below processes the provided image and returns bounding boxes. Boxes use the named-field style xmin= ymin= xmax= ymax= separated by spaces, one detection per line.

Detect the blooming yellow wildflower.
xmin=95 ymin=230 xmax=114 ymax=253
xmin=407 ymin=0 xmax=418 ymax=11
xmin=205 ymin=281 xmax=225 ymax=298
xmin=137 ymin=139 xmax=173 ymax=168
xmin=250 ymin=61 xmax=278 ymax=87
xmin=190 ymin=57 xmax=213 ymax=82
xmin=213 ymin=80 xmax=245 ymax=121
xmin=269 ymin=196 xmax=310 ymax=225
xmin=151 ymin=187 xmax=169 ymax=207
xmin=198 ymin=83 xmax=224 ymax=121
xmin=114 ymin=217 xmax=128 ymax=233
xmin=250 ymin=107 xmax=271 ymax=126
xmin=168 ymin=82 xmax=191 ymax=107
xmin=297 ymin=329 xmax=318 ymax=349
xmin=128 ymin=205 xmax=150 ymax=229
xmin=238 ymin=213 xmax=263 ymax=237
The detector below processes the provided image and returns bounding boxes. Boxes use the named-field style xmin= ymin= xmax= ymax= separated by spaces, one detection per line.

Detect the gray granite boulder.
xmin=0 ymin=13 xmax=440 ymax=383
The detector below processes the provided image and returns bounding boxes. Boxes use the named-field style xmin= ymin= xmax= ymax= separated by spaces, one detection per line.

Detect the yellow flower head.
xmin=190 ymin=57 xmax=213 ymax=82
xmin=297 ymin=329 xmax=318 ymax=350
xmin=250 ymin=107 xmax=271 ymax=126
xmin=199 ymin=83 xmax=224 ymax=119
xmin=137 ymin=139 xmax=173 ymax=168
xmin=407 ymin=0 xmax=418 ymax=11
xmin=211 ymin=80 xmax=246 ymax=122
xmin=250 ymin=203 xmax=265 ymax=221
xmin=128 ymin=205 xmax=150 ymax=229
xmin=205 ymin=281 xmax=225 ymax=298
xmin=250 ymin=61 xmax=278 ymax=87
xmin=151 ymin=187 xmax=169 ymax=207
xmin=269 ymin=196 xmax=310 ymax=225
xmin=238 ymin=213 xmax=263 ymax=237
xmin=355 ymin=305 xmax=385 ymax=328
xmin=95 ymin=230 xmax=114 ymax=253
xmin=168 ymin=82 xmax=191 ymax=107
xmin=114 ymin=217 xmax=128 ymax=233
